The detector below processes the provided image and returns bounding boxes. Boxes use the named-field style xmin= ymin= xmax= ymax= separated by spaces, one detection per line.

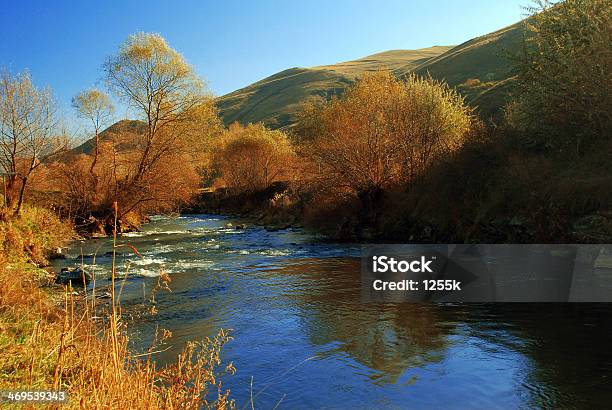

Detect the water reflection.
xmin=466 ymin=304 xmax=612 ymax=408
xmin=275 ymin=259 xmax=450 ymax=383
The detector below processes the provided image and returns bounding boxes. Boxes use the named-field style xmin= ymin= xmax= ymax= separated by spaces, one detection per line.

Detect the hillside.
xmin=413 ymin=21 xmax=524 ymax=119
xmin=217 ymin=21 xmax=526 ymax=129
xmin=216 ymin=46 xmax=453 ymax=129
xmin=72 ymin=119 xmax=146 ymax=154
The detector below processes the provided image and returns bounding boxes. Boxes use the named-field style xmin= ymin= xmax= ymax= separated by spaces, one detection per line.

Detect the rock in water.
xmin=56 ymin=267 xmax=91 ymax=287
xmin=49 ymin=247 xmax=66 ymax=260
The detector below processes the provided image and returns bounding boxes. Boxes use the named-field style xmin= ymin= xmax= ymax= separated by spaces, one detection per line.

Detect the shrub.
xmin=215 ymin=123 xmax=294 ymax=194
xmin=50 ymin=130 xmax=203 ymax=233
xmin=296 ymin=71 xmax=473 ymax=228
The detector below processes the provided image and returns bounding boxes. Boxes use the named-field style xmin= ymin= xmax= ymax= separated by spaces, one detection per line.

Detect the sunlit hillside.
xmin=73 ymin=119 xmax=145 ymax=154
xmin=413 ymin=21 xmax=524 ymax=119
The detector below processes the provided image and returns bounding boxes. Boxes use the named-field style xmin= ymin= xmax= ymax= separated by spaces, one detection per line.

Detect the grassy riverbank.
xmin=0 ymin=206 xmax=235 ymax=409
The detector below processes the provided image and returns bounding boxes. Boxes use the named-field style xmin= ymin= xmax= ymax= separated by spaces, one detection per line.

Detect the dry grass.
xmin=0 ymin=205 xmax=235 ymax=409
xmin=0 ymin=206 xmax=74 ymax=266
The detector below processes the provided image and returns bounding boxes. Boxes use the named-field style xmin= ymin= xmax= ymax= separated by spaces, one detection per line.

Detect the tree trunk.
xmin=90 ymin=129 xmax=100 ymax=176
xmin=358 ymin=186 xmax=383 ymax=232
xmin=5 ymin=175 xmax=17 ymax=209
xmin=90 ymin=129 xmax=100 ymax=201
xmin=14 ymin=176 xmax=27 ymax=216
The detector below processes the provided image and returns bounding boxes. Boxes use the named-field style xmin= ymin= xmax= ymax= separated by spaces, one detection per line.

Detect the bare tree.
xmin=0 ymin=70 xmax=66 ymax=215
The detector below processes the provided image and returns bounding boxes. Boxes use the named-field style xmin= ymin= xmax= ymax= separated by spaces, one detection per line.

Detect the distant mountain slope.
xmin=216 ymin=46 xmax=453 ymax=129
xmin=313 ymin=47 xmax=453 ymax=76
xmin=217 ymin=21 xmax=526 ymax=129
xmin=411 ymin=22 xmax=522 ymax=85
xmin=412 ymin=21 xmax=524 ymax=118
xmin=72 ymin=119 xmax=145 ymax=154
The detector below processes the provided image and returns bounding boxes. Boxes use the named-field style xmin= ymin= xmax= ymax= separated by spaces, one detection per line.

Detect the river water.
xmin=55 ymin=214 xmax=612 ymax=409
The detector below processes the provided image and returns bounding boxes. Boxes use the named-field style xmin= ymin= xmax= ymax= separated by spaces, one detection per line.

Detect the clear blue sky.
xmin=1 ymin=0 xmax=526 ymax=122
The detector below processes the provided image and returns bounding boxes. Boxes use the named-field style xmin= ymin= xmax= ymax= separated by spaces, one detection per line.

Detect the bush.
xmin=50 ymin=130 xmax=202 ymax=233
xmin=296 ymin=71 xmax=473 ymax=229
xmin=378 ymin=126 xmax=612 ymax=243
xmin=215 ymin=123 xmax=294 ymax=194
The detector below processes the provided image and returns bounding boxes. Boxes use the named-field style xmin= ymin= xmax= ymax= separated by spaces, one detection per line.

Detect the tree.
xmin=105 ymin=32 xmax=206 ymax=182
xmin=100 ymin=32 xmax=218 ymax=223
xmin=507 ymin=0 xmax=611 ymax=155
xmin=0 ymin=70 xmax=66 ymax=215
xmin=297 ymin=72 xmax=472 ymax=224
xmin=215 ymin=123 xmax=293 ymax=193
xmin=173 ymin=97 xmax=224 ymax=182
xmin=72 ymin=89 xmax=114 ymax=178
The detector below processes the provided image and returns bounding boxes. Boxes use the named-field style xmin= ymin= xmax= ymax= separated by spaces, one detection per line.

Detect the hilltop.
xmin=217 ymin=21 xmax=525 ymax=128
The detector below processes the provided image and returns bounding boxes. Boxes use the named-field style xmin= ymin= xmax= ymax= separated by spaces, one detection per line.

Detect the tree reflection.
xmin=271 ymin=257 xmax=453 ymax=383
xmin=467 ymin=304 xmax=612 ymax=408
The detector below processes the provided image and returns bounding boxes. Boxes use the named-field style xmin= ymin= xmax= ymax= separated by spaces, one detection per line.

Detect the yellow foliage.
xmin=215 ymin=123 xmax=294 ymax=193
xmin=299 ymin=71 xmax=473 ymax=194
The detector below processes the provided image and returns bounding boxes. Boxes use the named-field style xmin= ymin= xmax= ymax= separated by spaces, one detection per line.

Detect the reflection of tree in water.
xmin=273 ymin=258 xmax=453 ymax=384
xmin=464 ymin=304 xmax=612 ymax=408
xmin=313 ymin=305 xmax=449 ymax=384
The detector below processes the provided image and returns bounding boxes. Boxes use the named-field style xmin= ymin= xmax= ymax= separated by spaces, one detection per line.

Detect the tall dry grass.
xmin=0 ymin=204 xmax=235 ymax=409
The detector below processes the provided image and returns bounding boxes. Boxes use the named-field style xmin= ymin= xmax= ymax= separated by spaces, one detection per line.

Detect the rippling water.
xmin=55 ymin=215 xmax=612 ymax=409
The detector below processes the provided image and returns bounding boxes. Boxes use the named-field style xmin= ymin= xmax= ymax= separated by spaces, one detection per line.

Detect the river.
xmin=53 ymin=214 xmax=612 ymax=409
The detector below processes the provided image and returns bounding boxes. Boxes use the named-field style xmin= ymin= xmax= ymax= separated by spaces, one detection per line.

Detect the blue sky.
xmin=1 ymin=0 xmax=526 ymax=123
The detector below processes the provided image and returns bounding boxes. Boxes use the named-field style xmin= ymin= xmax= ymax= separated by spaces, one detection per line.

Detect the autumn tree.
xmin=507 ymin=0 xmax=611 ymax=155
xmin=105 ymin=32 xmax=207 ymax=179
xmin=72 ymin=89 xmax=114 ymax=178
xmin=296 ymin=72 xmax=472 ymax=224
xmin=0 ymin=70 xmax=67 ymax=215
xmin=215 ymin=123 xmax=293 ymax=193
xmin=95 ymin=32 xmax=220 ymax=226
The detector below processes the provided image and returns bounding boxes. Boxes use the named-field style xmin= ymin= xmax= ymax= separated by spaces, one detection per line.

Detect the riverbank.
xmin=0 ymin=206 xmax=234 ymax=408
xmin=189 ymin=131 xmax=612 ymax=244
xmin=186 ymin=182 xmax=303 ymax=232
